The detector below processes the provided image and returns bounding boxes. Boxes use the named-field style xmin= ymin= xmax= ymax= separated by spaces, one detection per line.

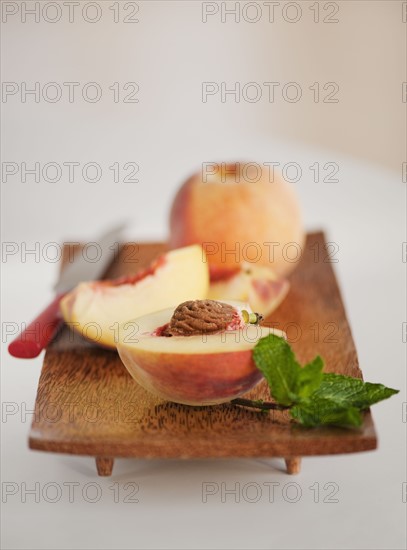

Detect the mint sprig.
xmin=242 ymin=334 xmax=399 ymax=429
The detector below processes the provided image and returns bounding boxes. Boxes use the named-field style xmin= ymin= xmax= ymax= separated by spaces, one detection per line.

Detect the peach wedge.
xmin=60 ymin=245 xmax=209 ymax=349
xmin=208 ymin=263 xmax=290 ymax=318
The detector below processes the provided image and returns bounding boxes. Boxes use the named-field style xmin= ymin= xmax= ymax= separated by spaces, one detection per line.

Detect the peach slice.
xmin=116 ymin=301 xmax=285 ymax=406
xmin=60 ymin=245 xmax=209 ymax=349
xmin=208 ymin=263 xmax=290 ymax=318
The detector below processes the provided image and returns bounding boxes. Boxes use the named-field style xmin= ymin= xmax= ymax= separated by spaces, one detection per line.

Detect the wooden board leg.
xmin=96 ymin=457 xmax=114 ymax=476
xmin=285 ymin=457 xmax=301 ymax=474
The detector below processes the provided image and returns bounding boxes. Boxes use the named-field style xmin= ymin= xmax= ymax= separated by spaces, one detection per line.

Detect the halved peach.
xmin=60 ymin=245 xmax=209 ymax=349
xmin=116 ymin=301 xmax=285 ymax=406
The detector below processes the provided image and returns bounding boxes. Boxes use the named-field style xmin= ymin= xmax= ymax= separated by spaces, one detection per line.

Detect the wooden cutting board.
xmin=29 ymin=232 xmax=376 ymax=476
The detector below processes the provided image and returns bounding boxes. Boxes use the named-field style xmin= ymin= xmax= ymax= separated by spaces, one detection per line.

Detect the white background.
xmin=1 ymin=1 xmax=406 ymax=549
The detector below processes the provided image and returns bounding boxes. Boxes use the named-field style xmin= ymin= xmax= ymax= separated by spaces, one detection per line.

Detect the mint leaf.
xmin=312 ymin=373 xmax=398 ymax=409
xmin=295 ymin=356 xmax=324 ymax=398
xmin=291 ymin=399 xmax=363 ymax=428
xmin=252 ymin=334 xmax=399 ymax=429
xmin=291 ymin=374 xmax=398 ymax=428
xmin=253 ymin=334 xmax=301 ymax=406
xmin=253 ymin=335 xmax=324 ymax=406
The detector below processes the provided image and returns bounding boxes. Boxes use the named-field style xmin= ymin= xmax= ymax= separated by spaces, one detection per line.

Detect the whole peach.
xmin=169 ymin=162 xmax=304 ymax=277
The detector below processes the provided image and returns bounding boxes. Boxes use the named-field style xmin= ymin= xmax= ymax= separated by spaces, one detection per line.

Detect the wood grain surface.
xmin=29 ymin=232 xmax=376 ymax=474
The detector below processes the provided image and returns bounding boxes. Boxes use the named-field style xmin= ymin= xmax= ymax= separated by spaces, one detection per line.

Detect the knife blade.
xmin=8 ymin=224 xmax=126 ymax=359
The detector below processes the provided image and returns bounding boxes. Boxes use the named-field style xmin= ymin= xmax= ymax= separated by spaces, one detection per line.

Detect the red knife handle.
xmin=8 ymin=294 xmax=66 ymax=359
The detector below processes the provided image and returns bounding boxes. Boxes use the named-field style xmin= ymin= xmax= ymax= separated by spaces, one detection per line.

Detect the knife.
xmin=8 ymin=224 xmax=126 ymax=359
